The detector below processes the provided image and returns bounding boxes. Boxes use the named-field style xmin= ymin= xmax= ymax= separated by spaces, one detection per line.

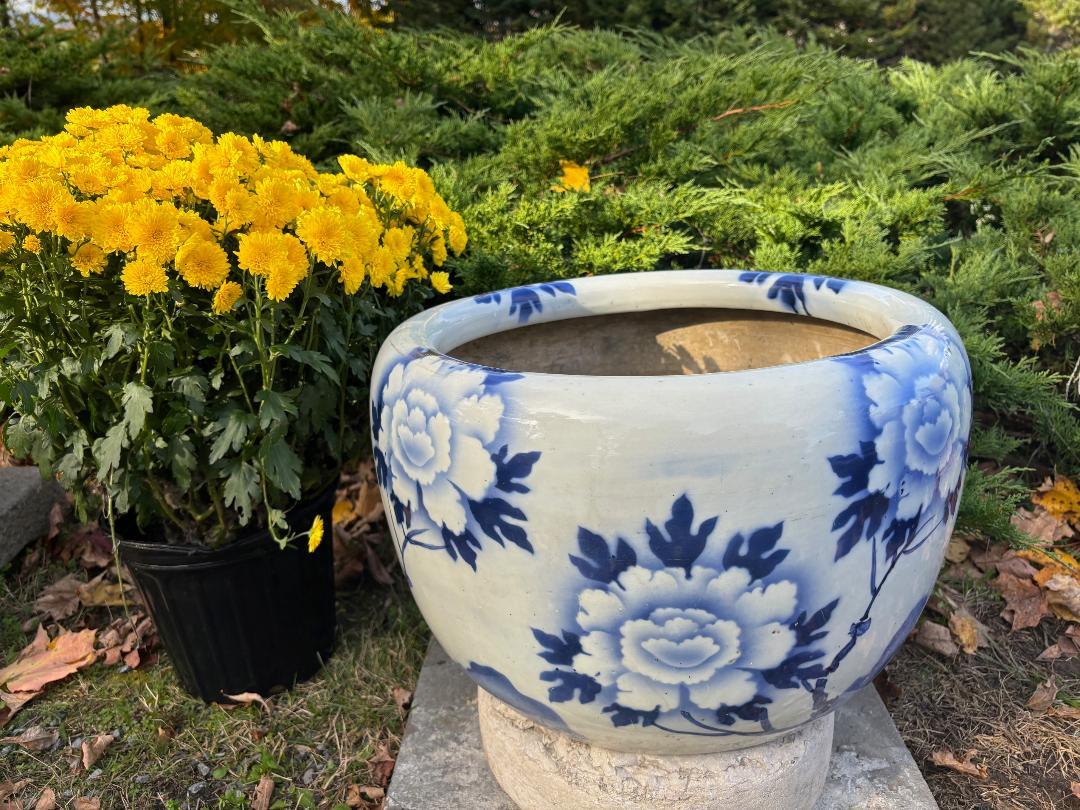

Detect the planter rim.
xmin=386 ymin=269 xmax=954 ymax=381
xmin=117 ymin=482 xmax=337 ymax=567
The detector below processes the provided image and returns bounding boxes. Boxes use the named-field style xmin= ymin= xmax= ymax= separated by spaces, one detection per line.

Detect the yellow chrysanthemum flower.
xmin=382 ymin=226 xmax=413 ymax=264
xmin=236 ymin=230 xmax=286 ymax=277
xmin=251 ymin=176 xmax=301 ymax=231
xmin=21 ymin=234 xmax=42 ymax=253
xmin=0 ymin=231 xmax=14 ymax=251
xmin=266 ymin=257 xmax=308 ymax=302
xmin=93 ymin=202 xmax=135 ymax=254
xmin=337 ymin=154 xmax=374 ymax=183
xmin=128 ymin=200 xmax=180 ymax=262
xmin=212 ymin=281 xmax=243 ymax=314
xmin=176 ymin=238 xmax=230 ymax=290
xmin=368 ymin=247 xmax=395 ymax=289
xmin=69 ymin=242 xmax=107 ymax=277
xmin=121 ymin=256 xmax=169 ymax=296
xmin=295 ymin=206 xmax=352 ymax=265
xmin=307 ymin=515 xmax=325 ymax=553
xmin=552 ymin=160 xmax=590 ymax=193
xmin=52 ymin=198 xmax=92 ymax=242
xmin=430 ymin=271 xmax=452 ymax=294
xmin=15 ymin=179 xmax=65 ymax=232
xmin=339 ymin=258 xmax=366 ymax=295
xmin=430 ymin=234 xmax=447 ymax=267
xmin=448 ymin=216 xmax=468 ymax=255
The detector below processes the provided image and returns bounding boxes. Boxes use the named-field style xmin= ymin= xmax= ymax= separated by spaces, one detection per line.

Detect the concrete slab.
xmin=387 ymin=640 xmax=938 ymax=810
xmin=0 ymin=467 xmax=64 ymax=569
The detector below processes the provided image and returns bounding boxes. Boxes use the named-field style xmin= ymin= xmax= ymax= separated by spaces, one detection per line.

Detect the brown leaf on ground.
xmin=1048 ymin=704 xmax=1080 ymax=720
xmin=1037 ymin=627 xmax=1080 ymax=661
xmin=1033 ymin=475 xmax=1080 ymax=523
xmin=221 ymin=692 xmax=271 ymax=715
xmin=370 ymin=740 xmax=397 ymax=787
xmin=969 ymin=543 xmax=1007 ymax=571
xmin=251 ymin=775 xmax=274 ymax=810
xmin=72 ymin=799 xmax=99 ymax=810
xmin=0 ymin=725 xmax=58 ymax=751
xmin=32 ymin=575 xmax=82 ymax=621
xmin=948 ymin=610 xmax=981 ymax=655
xmin=32 ymin=789 xmax=55 ymax=810
xmin=945 ymin=535 xmax=971 ymax=564
xmin=930 ymin=748 xmax=989 ymax=778
xmin=359 ymin=786 xmax=384 ymax=802
xmin=1011 ymin=507 xmax=1075 ymax=545
xmin=0 ymin=800 xmax=23 ymax=810
xmin=362 ymin=536 xmax=394 ymax=586
xmin=80 ymin=733 xmax=115 ymax=770
xmin=996 ymin=551 xmax=1040 ymax=579
xmin=392 ymin=686 xmax=413 ymax=712
xmin=46 ymin=503 xmax=64 ymax=542
xmin=0 ymin=627 xmax=96 ymax=725
xmin=77 ymin=573 xmax=127 ymax=608
xmin=345 ymin=784 xmax=364 ymax=807
xmin=0 ymin=783 xmax=28 ymax=801
xmin=993 ymin=570 xmax=1052 ymax=630
xmin=1072 ymin=782 xmax=1080 ymax=800
xmin=1034 ymin=567 xmax=1080 ymax=623
xmin=1026 ymin=675 xmax=1058 ymax=713
xmin=915 ymin=620 xmax=958 ymax=656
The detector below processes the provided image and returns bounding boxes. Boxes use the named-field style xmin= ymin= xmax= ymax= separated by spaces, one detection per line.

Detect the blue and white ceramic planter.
xmin=371 ymin=269 xmax=971 ymax=755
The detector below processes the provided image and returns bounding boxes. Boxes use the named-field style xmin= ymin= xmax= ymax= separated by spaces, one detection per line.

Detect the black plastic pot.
xmin=118 ymin=489 xmax=336 ymax=702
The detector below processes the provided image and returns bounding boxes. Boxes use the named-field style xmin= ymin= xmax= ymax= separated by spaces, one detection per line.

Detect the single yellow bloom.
xmin=211 ymin=281 xmax=243 ymax=314
xmin=339 ymin=258 xmax=366 ymax=295
xmin=0 ymin=230 xmax=14 ymax=251
xmin=430 ymin=271 xmax=452 ymax=294
xmin=69 ymin=242 xmax=107 ymax=276
xmin=15 ymin=179 xmax=65 ymax=232
xmin=430 ymin=234 xmax=447 ymax=267
xmin=21 ymin=234 xmax=42 ymax=253
xmin=295 ymin=206 xmax=352 ymax=265
xmin=176 ymin=238 xmax=230 ymax=290
xmin=121 ymin=256 xmax=168 ymax=296
xmin=552 ymin=160 xmax=590 ymax=193
xmin=382 ymin=226 xmax=413 ymax=264
xmin=265 ymin=259 xmax=307 ymax=302
xmin=448 ymin=218 xmax=468 ymax=255
xmin=93 ymin=202 xmax=135 ymax=254
xmin=337 ymin=154 xmax=374 ymax=183
xmin=236 ymin=230 xmax=305 ymax=279
xmin=128 ymin=200 xmax=180 ymax=263
xmin=307 ymin=515 xmax=325 ymax=553
xmin=52 ymin=199 xmax=92 ymax=242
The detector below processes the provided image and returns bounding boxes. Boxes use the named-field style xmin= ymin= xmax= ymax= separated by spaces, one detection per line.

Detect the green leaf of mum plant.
xmin=122 ymin=382 xmax=154 ymax=439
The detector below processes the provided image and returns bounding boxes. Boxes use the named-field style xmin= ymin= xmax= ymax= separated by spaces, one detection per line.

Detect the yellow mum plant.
xmin=0 ymin=105 xmax=466 ymax=548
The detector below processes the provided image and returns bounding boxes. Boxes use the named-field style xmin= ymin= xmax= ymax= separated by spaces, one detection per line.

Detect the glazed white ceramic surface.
xmin=370 ymin=270 xmax=972 ymax=754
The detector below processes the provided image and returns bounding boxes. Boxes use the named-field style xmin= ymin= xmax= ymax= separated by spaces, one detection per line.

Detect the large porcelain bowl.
xmin=371 ymin=269 xmax=971 ymax=754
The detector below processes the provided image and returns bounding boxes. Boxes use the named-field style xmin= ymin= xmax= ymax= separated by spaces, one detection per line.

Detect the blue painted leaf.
xmin=441 ymin=525 xmax=481 ymax=570
xmin=468 ymin=497 xmax=533 ymax=553
xmin=827 ymin=441 xmax=880 ymax=498
xmin=722 ymin=522 xmax=787 ymax=581
xmin=714 ymin=694 xmax=773 ymax=730
xmin=532 ymin=628 xmax=583 ymax=666
xmin=883 ymin=512 xmax=920 ymax=561
xmin=603 ymin=703 xmax=659 ymax=728
xmin=647 ymin=494 xmax=717 ymax=575
xmin=569 ymin=528 xmax=637 ymax=584
xmin=760 ymin=650 xmax=828 ymax=690
xmin=540 ymin=669 xmax=601 ymax=703
xmin=467 ymin=663 xmax=569 ymax=732
xmin=831 ymin=492 xmax=888 ymax=560
xmin=493 ymin=445 xmax=541 ymax=494
xmin=791 ymin=598 xmax=840 ymax=647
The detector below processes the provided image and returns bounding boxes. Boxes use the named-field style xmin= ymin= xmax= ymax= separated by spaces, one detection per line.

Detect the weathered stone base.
xmin=478 ymin=687 xmax=833 ymax=810
xmin=0 ymin=467 xmax=64 ymax=569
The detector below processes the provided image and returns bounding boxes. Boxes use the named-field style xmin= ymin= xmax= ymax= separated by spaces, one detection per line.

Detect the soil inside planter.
xmin=452 ymin=308 xmax=877 ymax=375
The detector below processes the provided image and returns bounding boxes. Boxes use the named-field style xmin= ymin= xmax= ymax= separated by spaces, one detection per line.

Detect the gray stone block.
xmin=387 ymin=640 xmax=938 ymax=810
xmin=0 ymin=467 xmax=64 ymax=569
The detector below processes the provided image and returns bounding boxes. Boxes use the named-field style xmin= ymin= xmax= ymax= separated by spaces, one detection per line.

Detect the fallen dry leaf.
xmin=358 ymin=786 xmax=384 ymax=802
xmin=1035 ymin=567 xmax=1080 ymax=623
xmin=1037 ymin=630 xmax=1080 ymax=661
xmin=0 ymin=627 xmax=96 ymax=725
xmin=948 ymin=610 xmax=981 ymax=655
xmin=77 ymin=573 xmax=127 ymax=608
xmin=72 ymin=799 xmax=99 ymax=810
xmin=222 ymin=692 xmax=271 ymax=715
xmin=930 ymin=748 xmax=989 ymax=779
xmin=1033 ymin=475 xmax=1080 ymax=523
xmin=1026 ymin=675 xmax=1058 ymax=713
xmin=915 ymin=621 xmax=958 ymax=656
xmin=1011 ymin=507 xmax=1075 ymax=545
xmin=0 ymin=783 xmax=27 ymax=801
xmin=944 ymin=535 xmax=971 ymax=564
xmin=332 ymin=499 xmax=354 ymax=525
xmin=33 ymin=789 xmax=55 ymax=810
xmin=370 ymin=740 xmax=397 ymax=787
xmin=1072 ymin=782 xmax=1080 ymax=800
xmin=251 ymin=775 xmax=274 ymax=810
xmin=80 ymin=733 xmax=115 ymax=770
xmin=993 ymin=570 xmax=1051 ymax=630
xmin=0 ymin=725 xmax=58 ymax=751
xmin=32 ymin=575 xmax=82 ymax=621
xmin=1049 ymin=704 xmax=1080 ymax=720
xmin=392 ymin=686 xmax=413 ymax=713
xmin=345 ymin=784 xmax=364 ymax=808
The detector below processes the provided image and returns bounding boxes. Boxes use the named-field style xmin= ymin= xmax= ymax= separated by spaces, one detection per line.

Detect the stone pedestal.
xmin=478 ymin=687 xmax=833 ymax=810
xmin=0 ymin=467 xmax=64 ymax=569
xmin=386 ymin=640 xmax=939 ymax=810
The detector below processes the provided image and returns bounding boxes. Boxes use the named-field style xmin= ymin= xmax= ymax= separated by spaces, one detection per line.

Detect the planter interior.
xmin=452 ymin=308 xmax=877 ymax=374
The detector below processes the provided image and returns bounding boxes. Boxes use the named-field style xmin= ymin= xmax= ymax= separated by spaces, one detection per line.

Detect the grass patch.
xmin=0 ymin=551 xmax=428 ymax=807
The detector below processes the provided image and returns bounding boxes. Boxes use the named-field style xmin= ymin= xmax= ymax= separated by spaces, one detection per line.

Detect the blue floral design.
xmin=738 ymin=271 xmax=846 ymax=315
xmin=818 ymin=323 xmax=971 ymax=677
xmin=372 ymin=352 xmax=539 ymax=571
xmin=533 ymin=495 xmax=839 ymax=736
xmin=474 ymin=281 xmax=576 ymax=323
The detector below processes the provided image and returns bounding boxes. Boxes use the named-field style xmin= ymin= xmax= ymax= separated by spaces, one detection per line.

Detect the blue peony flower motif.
xmin=535 ymin=495 xmax=838 ymax=736
xmin=373 ymin=353 xmax=540 ymax=570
